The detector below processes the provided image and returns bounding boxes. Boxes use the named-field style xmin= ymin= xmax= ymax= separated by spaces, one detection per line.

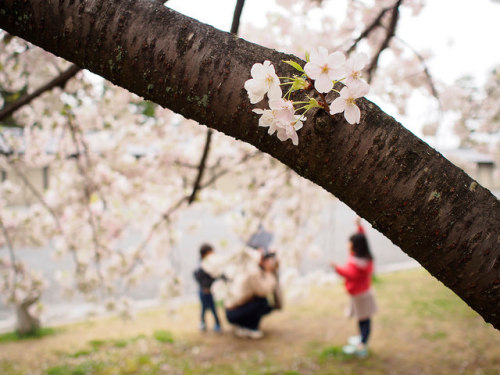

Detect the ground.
xmin=0 ymin=268 xmax=499 ymax=374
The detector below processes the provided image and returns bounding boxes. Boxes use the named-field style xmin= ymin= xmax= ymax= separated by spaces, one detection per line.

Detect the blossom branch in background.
xmin=123 ymin=149 xmax=260 ymax=284
xmin=66 ymin=115 xmax=106 ymax=287
xmin=0 ymin=64 xmax=80 ymax=123
xmin=395 ymin=35 xmax=441 ymax=104
xmin=188 ymin=0 xmax=246 ymax=204
xmin=366 ymin=0 xmax=403 ymax=82
xmin=346 ymin=5 xmax=392 ymax=55
xmin=0 ymin=133 xmax=81 ymax=267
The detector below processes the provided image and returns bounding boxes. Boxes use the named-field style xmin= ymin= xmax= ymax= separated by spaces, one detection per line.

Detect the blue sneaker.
xmin=214 ymin=324 xmax=221 ymax=332
xmin=356 ymin=346 xmax=369 ymax=358
xmin=342 ymin=343 xmax=369 ymax=358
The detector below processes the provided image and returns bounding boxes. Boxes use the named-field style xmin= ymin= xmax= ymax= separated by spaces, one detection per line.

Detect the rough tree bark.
xmin=16 ymin=297 xmax=41 ymax=335
xmin=1 ymin=0 xmax=499 ymax=329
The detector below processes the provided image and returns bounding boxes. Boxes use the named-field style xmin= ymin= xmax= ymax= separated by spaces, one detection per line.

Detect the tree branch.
xmin=126 ymin=150 xmax=259 ymax=279
xmin=0 ymin=216 xmax=18 ymax=300
xmin=0 ymin=132 xmax=82 ymax=266
xmin=395 ymin=36 xmax=441 ymax=104
xmin=0 ymin=64 xmax=81 ymax=122
xmin=230 ymin=0 xmax=246 ymax=35
xmin=367 ymin=0 xmax=403 ymax=83
xmin=188 ymin=129 xmax=213 ymax=204
xmin=347 ymin=5 xmax=391 ymax=55
xmin=188 ymin=0 xmax=246 ymax=205
xmin=66 ymin=116 xmax=105 ymax=286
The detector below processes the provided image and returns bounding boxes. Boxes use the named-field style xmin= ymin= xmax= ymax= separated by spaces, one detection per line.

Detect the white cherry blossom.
xmin=253 ymin=98 xmax=304 ymax=145
xmin=253 ymin=108 xmax=280 ymax=136
xmin=329 ymin=84 xmax=370 ymax=124
xmin=304 ymin=47 xmax=346 ymax=93
xmin=276 ymin=117 xmax=304 ymax=146
xmin=345 ymin=52 xmax=370 ymax=92
xmin=270 ymin=98 xmax=304 ymax=146
xmin=244 ymin=60 xmax=282 ymax=104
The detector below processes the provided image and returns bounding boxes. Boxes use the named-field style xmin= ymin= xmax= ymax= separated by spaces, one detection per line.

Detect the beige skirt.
xmin=345 ymin=289 xmax=377 ymax=320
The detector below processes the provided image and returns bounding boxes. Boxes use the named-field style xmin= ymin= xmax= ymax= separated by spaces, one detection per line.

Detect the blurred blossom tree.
xmin=0 ymin=0 xmax=499 ymax=333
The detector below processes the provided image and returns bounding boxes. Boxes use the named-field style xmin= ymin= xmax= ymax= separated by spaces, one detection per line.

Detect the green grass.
xmin=46 ymin=360 xmax=106 ymax=375
xmin=319 ymin=345 xmax=354 ymax=362
xmin=88 ymin=339 xmax=106 ymax=350
xmin=152 ymin=329 xmax=174 ymax=343
xmin=0 ymin=327 xmax=58 ymax=343
xmin=112 ymin=338 xmax=129 ymax=348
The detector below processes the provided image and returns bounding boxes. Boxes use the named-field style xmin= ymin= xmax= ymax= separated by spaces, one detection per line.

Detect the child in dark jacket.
xmin=193 ymin=243 xmax=221 ymax=332
xmin=331 ymin=231 xmax=377 ymax=357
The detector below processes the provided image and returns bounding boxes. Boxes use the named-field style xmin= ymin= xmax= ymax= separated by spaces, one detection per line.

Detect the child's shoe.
xmin=348 ymin=335 xmax=361 ymax=346
xmin=214 ymin=324 xmax=221 ymax=333
xmin=342 ymin=344 xmax=357 ymax=355
xmin=199 ymin=322 xmax=207 ymax=331
xmin=355 ymin=343 xmax=369 ymax=358
xmin=234 ymin=326 xmax=263 ymax=339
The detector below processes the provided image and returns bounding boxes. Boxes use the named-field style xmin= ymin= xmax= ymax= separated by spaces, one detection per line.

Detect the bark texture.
xmin=1 ymin=0 xmax=499 ymax=328
xmin=16 ymin=298 xmax=41 ymax=335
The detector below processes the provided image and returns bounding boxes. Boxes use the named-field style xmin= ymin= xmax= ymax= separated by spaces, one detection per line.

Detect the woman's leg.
xmin=226 ymin=297 xmax=272 ymax=330
xmin=358 ymin=318 xmax=371 ymax=345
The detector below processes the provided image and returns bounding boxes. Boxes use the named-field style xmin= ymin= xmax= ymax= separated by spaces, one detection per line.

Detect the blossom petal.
xmin=314 ymin=75 xmax=333 ymax=93
xmin=268 ymin=126 xmax=277 ymax=135
xmin=250 ymin=62 xmax=266 ymax=79
xmin=327 ymin=51 xmax=346 ymax=69
xmin=309 ymin=47 xmax=327 ymax=65
xmin=329 ymin=97 xmax=346 ymax=115
xmin=328 ymin=66 xmax=347 ymax=81
xmin=349 ymin=52 xmax=368 ymax=71
xmin=293 ymin=117 xmax=304 ymax=130
xmin=344 ymin=103 xmax=361 ymax=124
xmin=349 ymin=80 xmax=370 ymax=97
xmin=304 ymin=62 xmax=322 ymax=80
xmin=338 ymin=86 xmax=351 ymax=98
xmin=317 ymin=46 xmax=329 ymax=58
xmin=244 ymin=79 xmax=266 ymax=103
xmin=267 ymin=83 xmax=282 ymax=100
xmin=276 ymin=129 xmax=288 ymax=141
xmin=257 ymin=110 xmax=275 ymax=127
xmin=249 ymin=91 xmax=264 ymax=104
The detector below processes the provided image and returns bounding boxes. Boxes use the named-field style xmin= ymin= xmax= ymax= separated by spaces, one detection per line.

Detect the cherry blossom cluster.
xmin=244 ymin=47 xmax=370 ymax=145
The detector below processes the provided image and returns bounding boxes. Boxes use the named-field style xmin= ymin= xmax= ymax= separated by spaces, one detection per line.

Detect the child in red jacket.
xmin=331 ymin=230 xmax=377 ymax=357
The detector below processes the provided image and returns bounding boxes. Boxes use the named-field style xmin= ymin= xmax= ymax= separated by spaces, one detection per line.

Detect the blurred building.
xmin=444 ymin=148 xmax=498 ymax=192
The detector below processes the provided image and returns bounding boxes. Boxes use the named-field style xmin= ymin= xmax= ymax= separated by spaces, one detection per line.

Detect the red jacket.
xmin=335 ymin=255 xmax=373 ymax=296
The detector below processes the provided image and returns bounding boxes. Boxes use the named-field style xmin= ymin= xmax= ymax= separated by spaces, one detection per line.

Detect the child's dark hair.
xmin=349 ymin=233 xmax=373 ymax=260
xmin=199 ymin=243 xmax=213 ymax=259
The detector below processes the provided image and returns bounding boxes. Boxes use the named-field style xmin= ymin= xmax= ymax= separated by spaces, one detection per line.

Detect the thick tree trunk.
xmin=1 ymin=0 xmax=499 ymax=329
xmin=16 ymin=298 xmax=41 ymax=335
